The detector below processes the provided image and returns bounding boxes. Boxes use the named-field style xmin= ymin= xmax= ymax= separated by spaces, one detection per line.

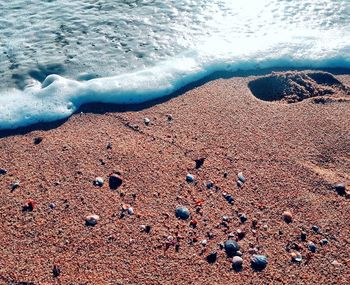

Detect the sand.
xmin=0 ymin=71 xmax=349 ymax=284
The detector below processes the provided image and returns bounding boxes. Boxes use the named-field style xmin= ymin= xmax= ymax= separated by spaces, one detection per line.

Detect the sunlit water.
xmin=0 ymin=0 xmax=349 ymax=129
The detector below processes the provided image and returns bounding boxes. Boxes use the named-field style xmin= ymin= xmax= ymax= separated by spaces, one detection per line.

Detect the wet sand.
xmin=0 ymin=71 xmax=349 ymax=284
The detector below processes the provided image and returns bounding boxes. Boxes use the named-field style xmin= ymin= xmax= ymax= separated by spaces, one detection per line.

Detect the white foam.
xmin=0 ymin=0 xmax=349 ymax=130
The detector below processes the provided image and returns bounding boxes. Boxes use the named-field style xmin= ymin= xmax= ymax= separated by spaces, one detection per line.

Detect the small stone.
xmin=222 ymin=215 xmax=230 ymax=222
xmin=127 ymin=207 xmax=134 ymax=215
xmin=34 ymin=136 xmax=43 ymax=144
xmin=106 ymin=142 xmax=113 ymax=149
xmin=141 ymin=225 xmax=151 ymax=233
xmin=263 ymin=224 xmax=268 ymax=231
xmin=237 ymin=180 xmax=244 ymax=188
xmin=251 ymin=255 xmax=268 ymax=271
xmin=94 ymin=177 xmax=104 ymax=187
xmin=186 ymin=174 xmax=194 ymax=183
xmin=334 ymin=183 xmax=346 ymax=196
xmin=175 ymin=206 xmax=190 ymax=220
xmin=49 ymin=202 xmax=56 ymax=209
xmin=237 ymin=229 xmax=245 ymax=240
xmin=282 ymin=211 xmax=293 ymax=223
xmin=307 ymin=241 xmax=317 ymax=253
xmin=239 ymin=213 xmax=247 ymax=223
xmin=22 ymin=199 xmax=35 ymax=212
xmin=85 ymin=214 xmax=100 ymax=226
xmin=166 ymin=114 xmax=173 ymax=121
xmin=224 ymin=194 xmax=234 ymax=204
xmin=206 ymin=252 xmax=217 ymax=264
xmin=200 ymin=239 xmax=208 ymax=246
xmin=0 ymin=168 xmax=7 ymax=175
xmin=232 ymin=256 xmax=243 ymax=271
xmin=109 ymin=173 xmax=123 ymax=190
xmin=311 ymin=225 xmax=320 ymax=233
xmin=52 ymin=265 xmax=61 ymax=278
xmin=223 ymin=171 xmax=228 ymax=178
xmin=320 ymin=238 xmax=328 ymax=245
xmin=11 ymin=181 xmax=20 ymax=191
xmin=290 ymin=251 xmax=302 ymax=262
xmin=224 ymin=240 xmax=240 ymax=257
xmin=237 ymin=172 xmax=246 ymax=183
xmin=195 ymin=158 xmax=205 ymax=169
xmin=300 ymin=231 xmax=307 ymax=241
xmin=144 ymin=117 xmax=151 ymax=125
xmin=206 ymin=181 xmax=214 ymax=189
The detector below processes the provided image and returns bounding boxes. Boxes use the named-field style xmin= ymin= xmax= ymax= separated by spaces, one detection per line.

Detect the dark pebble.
xmin=186 ymin=174 xmax=194 ymax=183
xmin=251 ymin=255 xmax=268 ymax=271
xmin=34 ymin=136 xmax=43 ymax=144
xmin=224 ymin=194 xmax=234 ymax=204
xmin=232 ymin=256 xmax=243 ymax=271
xmin=175 ymin=206 xmax=190 ymax=220
xmin=195 ymin=158 xmax=205 ymax=169
xmin=144 ymin=225 xmax=151 ymax=233
xmin=311 ymin=225 xmax=320 ymax=233
xmin=0 ymin=168 xmax=7 ymax=175
xmin=224 ymin=240 xmax=240 ymax=257
xmin=334 ymin=183 xmax=346 ymax=196
xmin=300 ymin=231 xmax=307 ymax=241
xmin=206 ymin=181 xmax=214 ymax=189
xmin=239 ymin=213 xmax=247 ymax=223
xmin=307 ymin=241 xmax=317 ymax=253
xmin=109 ymin=174 xmax=123 ymax=190
xmin=206 ymin=251 xmax=217 ymax=264
xmin=52 ymin=265 xmax=61 ymax=278
xmin=320 ymin=238 xmax=328 ymax=245
xmin=237 ymin=172 xmax=246 ymax=183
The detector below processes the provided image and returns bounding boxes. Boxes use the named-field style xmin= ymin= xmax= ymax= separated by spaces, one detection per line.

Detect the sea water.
xmin=0 ymin=0 xmax=349 ymax=130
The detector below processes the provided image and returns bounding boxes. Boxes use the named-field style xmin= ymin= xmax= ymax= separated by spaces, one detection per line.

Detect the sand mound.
xmin=248 ymin=71 xmax=350 ymax=103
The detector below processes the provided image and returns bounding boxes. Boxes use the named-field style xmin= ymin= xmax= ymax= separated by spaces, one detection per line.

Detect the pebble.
xmin=94 ymin=177 xmax=104 ymax=187
xmin=22 ymin=199 xmax=36 ymax=212
xmin=239 ymin=213 xmax=247 ymax=223
xmin=237 ymin=172 xmax=246 ymax=183
xmin=311 ymin=225 xmax=320 ymax=233
xmin=320 ymin=238 xmax=329 ymax=245
xmin=334 ymin=183 xmax=346 ymax=196
xmin=85 ymin=214 xmax=100 ymax=226
xmin=237 ymin=180 xmax=244 ymax=188
xmin=11 ymin=181 xmax=20 ymax=191
xmin=232 ymin=256 xmax=243 ymax=271
xmin=224 ymin=240 xmax=240 ymax=257
xmin=109 ymin=173 xmax=123 ymax=190
xmin=206 ymin=252 xmax=217 ymax=264
xmin=144 ymin=117 xmax=151 ymax=125
xmin=34 ymin=136 xmax=43 ymax=144
xmin=127 ymin=207 xmax=134 ymax=215
xmin=307 ymin=241 xmax=317 ymax=253
xmin=49 ymin=202 xmax=56 ymax=209
xmin=186 ymin=174 xmax=194 ymax=183
xmin=222 ymin=215 xmax=230 ymax=222
xmin=235 ymin=251 xmax=243 ymax=257
xmin=195 ymin=158 xmax=205 ymax=169
xmin=300 ymin=231 xmax=307 ymax=241
xmin=282 ymin=211 xmax=293 ymax=223
xmin=237 ymin=229 xmax=245 ymax=240
xmin=206 ymin=181 xmax=214 ymax=189
xmin=166 ymin=114 xmax=173 ymax=121
xmin=141 ymin=225 xmax=151 ymax=233
xmin=0 ymin=168 xmax=7 ymax=175
xmin=263 ymin=224 xmax=268 ymax=231
xmin=290 ymin=251 xmax=302 ymax=262
xmin=224 ymin=194 xmax=234 ymax=204
xmin=52 ymin=265 xmax=61 ymax=278
xmin=175 ymin=206 xmax=190 ymax=220
xmin=251 ymin=254 xmax=268 ymax=271
xmin=200 ymin=239 xmax=208 ymax=246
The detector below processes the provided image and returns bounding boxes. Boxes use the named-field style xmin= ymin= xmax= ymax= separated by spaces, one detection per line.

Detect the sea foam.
xmin=0 ymin=0 xmax=349 ymax=130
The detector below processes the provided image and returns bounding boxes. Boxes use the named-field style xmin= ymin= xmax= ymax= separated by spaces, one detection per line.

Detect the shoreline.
xmin=0 ymin=70 xmax=349 ymax=284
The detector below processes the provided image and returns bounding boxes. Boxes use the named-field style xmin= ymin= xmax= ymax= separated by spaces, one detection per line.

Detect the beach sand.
xmin=0 ymin=71 xmax=349 ymax=284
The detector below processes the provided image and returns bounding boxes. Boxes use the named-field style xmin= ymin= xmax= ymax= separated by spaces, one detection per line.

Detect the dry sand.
xmin=0 ymin=71 xmax=349 ymax=284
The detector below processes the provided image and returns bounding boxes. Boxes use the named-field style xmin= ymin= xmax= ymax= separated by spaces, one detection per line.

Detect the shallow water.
xmin=0 ymin=0 xmax=349 ymax=129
